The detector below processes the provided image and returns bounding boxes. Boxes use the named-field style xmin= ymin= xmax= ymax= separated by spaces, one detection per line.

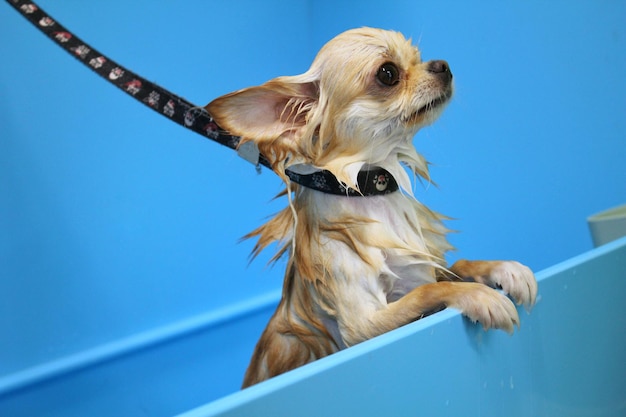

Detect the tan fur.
xmin=205 ymin=27 xmax=537 ymax=388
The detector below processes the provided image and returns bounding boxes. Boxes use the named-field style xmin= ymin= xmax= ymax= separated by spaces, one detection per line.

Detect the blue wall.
xmin=1 ymin=0 xmax=625 ymax=396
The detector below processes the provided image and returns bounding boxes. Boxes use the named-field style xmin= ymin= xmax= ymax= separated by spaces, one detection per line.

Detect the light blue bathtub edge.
xmin=2 ymin=237 xmax=624 ymax=402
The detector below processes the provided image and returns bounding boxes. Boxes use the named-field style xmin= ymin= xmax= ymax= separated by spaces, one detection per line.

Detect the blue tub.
xmin=1 ymin=238 xmax=624 ymax=416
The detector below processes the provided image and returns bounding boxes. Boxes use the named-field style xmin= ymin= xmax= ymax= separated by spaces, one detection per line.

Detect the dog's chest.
xmin=381 ymin=256 xmax=436 ymax=302
xmin=315 ymin=191 xmax=440 ymax=299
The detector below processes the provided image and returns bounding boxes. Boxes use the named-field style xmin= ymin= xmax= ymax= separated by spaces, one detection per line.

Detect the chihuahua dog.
xmin=206 ymin=27 xmax=537 ymax=388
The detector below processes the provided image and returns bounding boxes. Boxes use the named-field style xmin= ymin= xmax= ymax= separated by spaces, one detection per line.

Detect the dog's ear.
xmin=205 ymin=78 xmax=319 ymax=146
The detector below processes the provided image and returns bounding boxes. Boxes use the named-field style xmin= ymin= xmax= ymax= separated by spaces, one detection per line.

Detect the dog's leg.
xmin=242 ymin=301 xmax=338 ymax=388
xmin=336 ymin=280 xmax=521 ymax=348
xmin=381 ymin=281 xmax=519 ymax=334
xmin=242 ymin=311 xmax=310 ymax=388
xmin=443 ymin=260 xmax=537 ymax=309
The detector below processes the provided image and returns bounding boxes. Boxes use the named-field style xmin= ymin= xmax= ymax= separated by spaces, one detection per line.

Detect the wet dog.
xmin=206 ymin=27 xmax=537 ymax=387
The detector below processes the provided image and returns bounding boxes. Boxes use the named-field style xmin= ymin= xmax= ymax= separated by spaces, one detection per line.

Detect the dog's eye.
xmin=376 ymin=63 xmax=400 ymax=86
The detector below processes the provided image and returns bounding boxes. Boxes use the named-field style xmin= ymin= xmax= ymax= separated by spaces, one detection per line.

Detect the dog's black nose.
xmin=427 ymin=60 xmax=452 ymax=84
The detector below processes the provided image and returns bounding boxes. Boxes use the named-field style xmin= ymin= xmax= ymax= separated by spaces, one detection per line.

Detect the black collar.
xmin=285 ymin=167 xmax=399 ymax=197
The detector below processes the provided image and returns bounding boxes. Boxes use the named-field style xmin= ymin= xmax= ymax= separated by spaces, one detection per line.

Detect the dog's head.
xmin=206 ymin=27 xmax=452 ymax=189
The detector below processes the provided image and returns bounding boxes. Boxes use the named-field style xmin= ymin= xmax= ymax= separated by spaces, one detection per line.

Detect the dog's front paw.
xmin=454 ymin=283 xmax=520 ymax=334
xmin=487 ymin=261 xmax=537 ymax=310
xmin=450 ymin=260 xmax=538 ymax=310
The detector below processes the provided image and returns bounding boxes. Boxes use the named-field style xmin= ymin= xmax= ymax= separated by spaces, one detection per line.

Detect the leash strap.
xmin=6 ymin=0 xmax=398 ymax=197
xmin=5 ymin=0 xmax=269 ymax=169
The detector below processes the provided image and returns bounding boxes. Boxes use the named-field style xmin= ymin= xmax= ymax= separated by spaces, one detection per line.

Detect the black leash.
xmin=5 ymin=0 xmax=268 ymax=167
xmin=6 ymin=0 xmax=398 ymax=197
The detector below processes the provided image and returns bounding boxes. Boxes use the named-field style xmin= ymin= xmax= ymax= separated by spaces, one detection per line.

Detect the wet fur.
xmin=205 ymin=27 xmax=537 ymax=388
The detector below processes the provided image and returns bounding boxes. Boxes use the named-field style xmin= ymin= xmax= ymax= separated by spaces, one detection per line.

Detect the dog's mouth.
xmin=404 ymin=90 xmax=453 ymax=124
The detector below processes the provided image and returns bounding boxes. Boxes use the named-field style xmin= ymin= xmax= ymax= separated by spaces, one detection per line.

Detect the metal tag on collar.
xmin=237 ymin=140 xmax=262 ymax=173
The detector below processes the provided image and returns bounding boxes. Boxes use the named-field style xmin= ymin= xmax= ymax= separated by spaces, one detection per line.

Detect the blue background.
xmin=1 ymin=0 xmax=624 ymax=397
